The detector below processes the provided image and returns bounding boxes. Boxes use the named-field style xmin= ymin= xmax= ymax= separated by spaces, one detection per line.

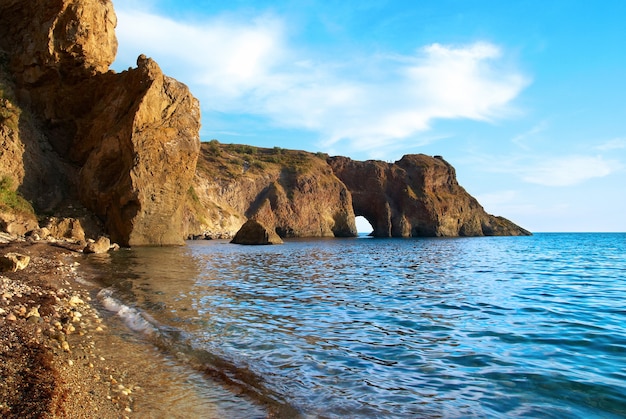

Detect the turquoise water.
xmin=84 ymin=233 xmax=626 ymax=418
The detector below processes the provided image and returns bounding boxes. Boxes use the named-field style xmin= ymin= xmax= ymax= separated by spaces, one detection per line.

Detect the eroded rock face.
xmin=73 ymin=56 xmax=201 ymax=246
xmin=186 ymin=145 xmax=528 ymax=239
xmin=0 ymin=0 xmax=117 ymax=86
xmin=0 ymin=0 xmax=200 ymax=246
xmin=329 ymin=154 xmax=530 ymax=237
xmin=185 ymin=144 xmax=356 ymax=239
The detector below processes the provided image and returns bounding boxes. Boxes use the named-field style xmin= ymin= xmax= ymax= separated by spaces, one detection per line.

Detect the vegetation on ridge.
xmin=0 ymin=176 xmax=35 ymax=216
xmin=198 ymin=139 xmax=329 ymax=180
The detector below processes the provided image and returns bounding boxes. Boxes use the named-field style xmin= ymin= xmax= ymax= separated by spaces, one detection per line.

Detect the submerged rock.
xmin=231 ymin=219 xmax=283 ymax=245
xmin=83 ymin=237 xmax=111 ymax=254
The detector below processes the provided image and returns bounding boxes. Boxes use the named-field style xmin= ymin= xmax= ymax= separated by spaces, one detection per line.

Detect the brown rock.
xmin=231 ymin=219 xmax=283 ymax=245
xmin=0 ymin=0 xmax=117 ymax=85
xmin=0 ymin=0 xmax=200 ymax=246
xmin=0 ymin=252 xmax=31 ymax=272
xmin=185 ymin=144 xmax=356 ymax=239
xmin=0 ymin=210 xmax=38 ymax=236
xmin=44 ymin=217 xmax=86 ymax=242
xmin=75 ymin=56 xmax=201 ymax=246
xmin=329 ymin=154 xmax=531 ymax=237
xmin=83 ymin=237 xmax=111 ymax=254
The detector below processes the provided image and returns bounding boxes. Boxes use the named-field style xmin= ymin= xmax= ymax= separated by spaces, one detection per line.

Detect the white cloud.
xmin=595 ymin=138 xmax=626 ymax=151
xmin=476 ymin=190 xmax=521 ymax=207
xmin=114 ymin=9 xmax=285 ymax=105
xmin=472 ymin=153 xmax=622 ymax=187
xmin=113 ymin=7 xmax=529 ymax=156
xmin=520 ymin=155 xmax=621 ymax=186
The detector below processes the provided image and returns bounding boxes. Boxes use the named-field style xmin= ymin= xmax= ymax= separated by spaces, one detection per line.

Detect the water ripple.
xmin=84 ymin=234 xmax=626 ymax=418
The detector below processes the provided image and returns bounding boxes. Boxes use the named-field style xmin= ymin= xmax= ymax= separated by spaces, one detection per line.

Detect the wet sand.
xmin=0 ymin=241 xmax=245 ymax=418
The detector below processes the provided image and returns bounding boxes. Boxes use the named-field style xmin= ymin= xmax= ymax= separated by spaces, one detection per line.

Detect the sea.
xmin=79 ymin=233 xmax=626 ymax=418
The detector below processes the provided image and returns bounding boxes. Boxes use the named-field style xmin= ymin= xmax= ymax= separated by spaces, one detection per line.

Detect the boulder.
xmin=44 ymin=217 xmax=86 ymax=243
xmin=231 ymin=219 xmax=283 ymax=245
xmin=0 ymin=211 xmax=38 ymax=236
xmin=83 ymin=236 xmax=111 ymax=254
xmin=0 ymin=252 xmax=30 ymax=272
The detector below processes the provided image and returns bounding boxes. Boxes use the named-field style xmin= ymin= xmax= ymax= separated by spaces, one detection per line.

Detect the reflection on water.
xmin=81 ymin=247 xmax=274 ymax=418
xmin=82 ymin=234 xmax=626 ymax=418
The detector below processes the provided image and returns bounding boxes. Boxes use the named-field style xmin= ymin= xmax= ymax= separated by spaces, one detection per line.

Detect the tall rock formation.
xmin=0 ymin=0 xmax=201 ymax=245
xmin=329 ymin=154 xmax=530 ymax=237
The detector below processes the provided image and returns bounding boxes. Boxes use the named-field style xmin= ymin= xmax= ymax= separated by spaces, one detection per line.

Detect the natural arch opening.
xmin=355 ymin=216 xmax=373 ymax=235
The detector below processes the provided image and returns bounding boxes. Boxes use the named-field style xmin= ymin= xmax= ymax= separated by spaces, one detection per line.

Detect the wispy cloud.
xmin=114 ymin=7 xmax=529 ymax=156
xmin=473 ymin=153 xmax=621 ymax=187
xmin=114 ymin=9 xmax=285 ymax=107
xmin=595 ymin=138 xmax=626 ymax=151
xmin=520 ymin=155 xmax=621 ymax=186
xmin=511 ymin=121 xmax=548 ymax=149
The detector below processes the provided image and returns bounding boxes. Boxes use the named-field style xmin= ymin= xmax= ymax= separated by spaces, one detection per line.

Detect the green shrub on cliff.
xmin=0 ymin=176 xmax=34 ymax=216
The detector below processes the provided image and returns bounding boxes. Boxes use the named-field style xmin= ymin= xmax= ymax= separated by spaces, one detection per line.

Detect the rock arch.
xmin=328 ymin=155 xmax=530 ymax=237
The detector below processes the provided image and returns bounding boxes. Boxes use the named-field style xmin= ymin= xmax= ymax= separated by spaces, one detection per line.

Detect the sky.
xmin=111 ymin=0 xmax=626 ymax=232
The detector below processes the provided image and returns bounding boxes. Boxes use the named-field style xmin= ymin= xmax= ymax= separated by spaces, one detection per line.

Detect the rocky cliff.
xmin=329 ymin=154 xmax=530 ymax=237
xmin=184 ymin=143 xmax=356 ymax=239
xmin=0 ymin=0 xmax=200 ymax=246
xmin=184 ymin=143 xmax=529 ymax=239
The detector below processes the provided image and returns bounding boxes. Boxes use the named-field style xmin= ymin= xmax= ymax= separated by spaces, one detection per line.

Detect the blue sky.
xmin=111 ymin=0 xmax=626 ymax=232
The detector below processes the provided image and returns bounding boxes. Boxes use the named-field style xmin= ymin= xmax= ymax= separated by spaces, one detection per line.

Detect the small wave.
xmin=97 ymin=288 xmax=159 ymax=336
xmin=95 ymin=288 xmax=300 ymax=417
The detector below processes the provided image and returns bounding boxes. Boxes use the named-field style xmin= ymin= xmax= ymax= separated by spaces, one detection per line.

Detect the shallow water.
xmin=82 ymin=233 xmax=626 ymax=418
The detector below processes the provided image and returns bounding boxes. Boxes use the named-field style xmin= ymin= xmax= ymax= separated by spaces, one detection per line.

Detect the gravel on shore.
xmin=0 ymin=241 xmax=141 ymax=418
xmin=0 ymin=240 xmax=236 ymax=419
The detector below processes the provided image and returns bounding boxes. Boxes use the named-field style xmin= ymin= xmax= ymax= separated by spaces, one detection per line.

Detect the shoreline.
xmin=0 ymin=240 xmax=238 ymax=418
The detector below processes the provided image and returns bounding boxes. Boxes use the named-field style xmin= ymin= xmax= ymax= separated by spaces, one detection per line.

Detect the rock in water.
xmin=83 ymin=237 xmax=111 ymax=254
xmin=329 ymin=154 xmax=531 ymax=237
xmin=231 ymin=220 xmax=283 ymax=245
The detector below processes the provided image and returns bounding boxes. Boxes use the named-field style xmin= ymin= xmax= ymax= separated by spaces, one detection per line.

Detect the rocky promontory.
xmin=183 ymin=143 xmax=530 ymax=239
xmin=329 ymin=154 xmax=530 ymax=237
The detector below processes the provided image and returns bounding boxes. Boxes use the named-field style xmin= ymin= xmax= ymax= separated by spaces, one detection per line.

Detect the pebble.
xmin=69 ymin=295 xmax=85 ymax=307
xmin=6 ymin=312 xmax=17 ymax=321
xmin=26 ymin=306 xmax=41 ymax=318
